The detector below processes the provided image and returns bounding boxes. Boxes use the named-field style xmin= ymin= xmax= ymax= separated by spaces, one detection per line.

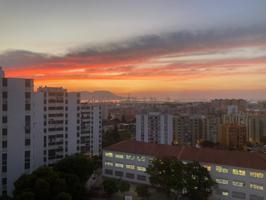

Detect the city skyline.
xmin=1 ymin=0 xmax=266 ymax=100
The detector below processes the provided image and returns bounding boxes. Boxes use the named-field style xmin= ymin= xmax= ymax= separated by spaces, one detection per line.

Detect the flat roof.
xmin=104 ymin=140 xmax=266 ymax=171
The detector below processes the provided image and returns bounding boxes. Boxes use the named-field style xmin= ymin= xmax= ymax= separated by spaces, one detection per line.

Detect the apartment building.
xmin=80 ymin=103 xmax=102 ymax=156
xmin=219 ymin=124 xmax=247 ymax=149
xmin=248 ymin=115 xmax=266 ymax=144
xmin=33 ymin=87 xmax=71 ymax=166
xmin=136 ymin=112 xmax=173 ymax=145
xmin=103 ymin=140 xmax=266 ymax=200
xmin=205 ymin=115 xmax=220 ymax=143
xmin=173 ymin=114 xmax=206 ymax=145
xmin=0 ymin=67 xmax=34 ymax=195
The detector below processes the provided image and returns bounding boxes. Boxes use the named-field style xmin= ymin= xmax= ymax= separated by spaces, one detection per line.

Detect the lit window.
xmin=232 ymin=181 xmax=245 ymax=187
xmin=250 ymin=172 xmax=264 ymax=179
xmin=222 ymin=191 xmax=229 ymax=196
xmin=115 ymin=154 xmax=124 ymax=159
xmin=216 ymin=166 xmax=228 ymax=173
xmin=250 ymin=183 xmax=263 ymax=191
xmin=232 ymin=169 xmax=246 ymax=176
xmin=105 ymin=162 xmax=113 ymax=167
xmin=125 ymin=155 xmax=135 ymax=160
xmin=203 ymin=165 xmax=211 ymax=172
xmin=126 ymin=164 xmax=135 ymax=170
xmin=136 ymin=156 xmax=145 ymax=162
xmin=216 ymin=178 xmax=229 ymax=185
xmin=115 ymin=163 xmax=124 ymax=168
xmin=137 ymin=166 xmax=146 ymax=172
xmin=105 ymin=152 xmax=113 ymax=158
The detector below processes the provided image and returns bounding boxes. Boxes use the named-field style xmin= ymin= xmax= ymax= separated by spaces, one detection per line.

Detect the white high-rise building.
xmin=0 ymin=67 xmax=34 ymax=195
xmin=33 ymin=87 xmax=83 ymax=166
xmin=80 ymin=103 xmax=102 ymax=156
xmin=136 ymin=112 xmax=173 ymax=145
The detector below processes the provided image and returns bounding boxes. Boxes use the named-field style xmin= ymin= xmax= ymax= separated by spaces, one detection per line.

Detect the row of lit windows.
xmin=214 ymin=165 xmax=264 ymax=178
xmin=104 ymin=152 xmax=146 ymax=162
xmin=250 ymin=183 xmax=264 ymax=191
xmin=215 ymin=178 xmax=263 ymax=191
xmin=104 ymin=161 xmax=146 ymax=172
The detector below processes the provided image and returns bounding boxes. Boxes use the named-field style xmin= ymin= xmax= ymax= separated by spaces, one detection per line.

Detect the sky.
xmin=0 ymin=0 xmax=266 ymax=100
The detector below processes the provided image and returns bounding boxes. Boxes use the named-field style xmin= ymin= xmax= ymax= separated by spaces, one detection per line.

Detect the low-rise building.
xmin=103 ymin=140 xmax=266 ymax=200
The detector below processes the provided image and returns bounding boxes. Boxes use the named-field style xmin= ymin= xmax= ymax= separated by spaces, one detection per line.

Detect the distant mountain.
xmin=80 ymin=91 xmax=122 ymax=101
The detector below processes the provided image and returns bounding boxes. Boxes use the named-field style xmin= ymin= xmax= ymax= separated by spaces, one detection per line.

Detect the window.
xmin=137 ymin=166 xmax=146 ymax=172
xmin=115 ymin=163 xmax=124 ymax=168
xmin=2 ymin=116 xmax=7 ymax=123
xmin=232 ymin=191 xmax=246 ymax=199
xmin=203 ymin=165 xmax=211 ymax=172
xmin=2 ymin=128 xmax=7 ymax=136
xmin=25 ymin=79 xmax=31 ymax=87
xmin=115 ymin=154 xmax=124 ymax=159
xmin=232 ymin=180 xmax=245 ymax=187
xmin=232 ymin=169 xmax=246 ymax=176
xmin=115 ymin=171 xmax=123 ymax=177
xmin=125 ymin=155 xmax=135 ymax=160
xmin=216 ymin=178 xmax=228 ymax=185
xmin=137 ymin=175 xmax=146 ymax=181
xmin=250 ymin=172 xmax=264 ymax=179
xmin=2 ymin=104 xmax=7 ymax=111
xmin=222 ymin=191 xmax=229 ymax=196
xmin=126 ymin=173 xmax=135 ymax=179
xmin=104 ymin=162 xmax=113 ymax=167
xmin=104 ymin=169 xmax=113 ymax=175
xmin=2 ymin=141 xmax=7 ymax=148
xmin=25 ymin=92 xmax=31 ymax=99
xmin=2 ymin=178 xmax=7 ymax=186
xmin=25 ymin=139 xmax=31 ymax=146
xmin=25 ymin=151 xmax=30 ymax=170
xmin=126 ymin=164 xmax=135 ymax=170
xmin=2 ymin=92 xmax=7 ymax=98
xmin=250 ymin=183 xmax=263 ymax=191
xmin=136 ymin=156 xmax=146 ymax=162
xmin=104 ymin=152 xmax=113 ymax=158
xmin=2 ymin=78 xmax=7 ymax=87
xmin=216 ymin=166 xmax=228 ymax=173
xmin=25 ymin=104 xmax=31 ymax=111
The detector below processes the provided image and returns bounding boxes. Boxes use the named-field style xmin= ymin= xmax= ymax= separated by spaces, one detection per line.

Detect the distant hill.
xmin=80 ymin=91 xmax=122 ymax=101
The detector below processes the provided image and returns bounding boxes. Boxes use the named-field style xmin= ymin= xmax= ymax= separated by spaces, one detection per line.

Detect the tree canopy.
xmin=147 ymin=157 xmax=215 ymax=200
xmin=13 ymin=154 xmax=97 ymax=200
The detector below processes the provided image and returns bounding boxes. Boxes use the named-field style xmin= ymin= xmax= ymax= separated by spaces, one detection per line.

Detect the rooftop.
xmin=104 ymin=140 xmax=266 ymax=171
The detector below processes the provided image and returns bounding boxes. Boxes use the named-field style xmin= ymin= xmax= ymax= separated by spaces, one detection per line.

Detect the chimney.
xmin=0 ymin=66 xmax=5 ymax=78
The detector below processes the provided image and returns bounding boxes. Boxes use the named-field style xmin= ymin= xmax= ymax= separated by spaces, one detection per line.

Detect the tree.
xmin=0 ymin=195 xmax=12 ymax=200
xmin=54 ymin=154 xmax=96 ymax=183
xmin=147 ymin=157 xmax=185 ymax=197
xmin=135 ymin=185 xmax=150 ymax=200
xmin=54 ymin=193 xmax=72 ymax=200
xmin=183 ymin=162 xmax=215 ymax=200
xmin=102 ymin=179 xmax=119 ymax=196
xmin=13 ymin=155 xmax=98 ymax=200
xmin=34 ymin=178 xmax=50 ymax=200
xmin=15 ymin=192 xmax=34 ymax=200
xmin=118 ymin=181 xmax=130 ymax=195
xmin=147 ymin=158 xmax=215 ymax=200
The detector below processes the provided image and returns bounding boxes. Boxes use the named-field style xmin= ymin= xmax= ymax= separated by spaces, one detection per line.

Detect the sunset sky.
xmin=0 ymin=0 xmax=266 ymax=100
